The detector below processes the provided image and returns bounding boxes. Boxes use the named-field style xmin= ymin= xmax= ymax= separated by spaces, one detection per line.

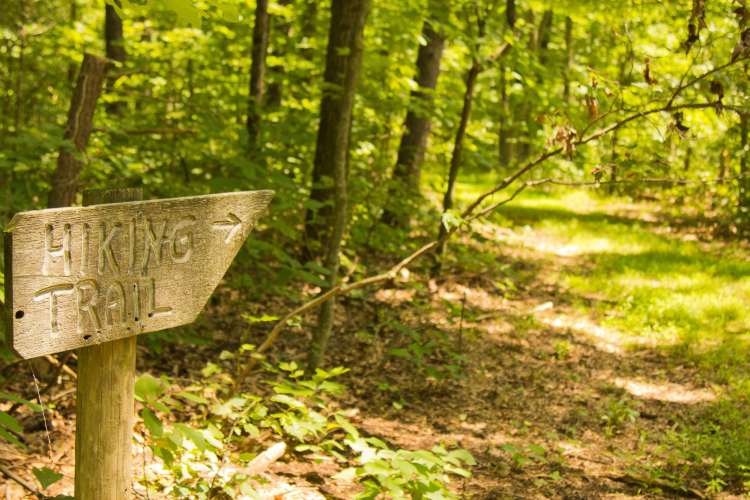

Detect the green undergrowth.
xmin=132 ymin=346 xmax=475 ymax=499
xmin=475 ymin=186 xmax=750 ymax=493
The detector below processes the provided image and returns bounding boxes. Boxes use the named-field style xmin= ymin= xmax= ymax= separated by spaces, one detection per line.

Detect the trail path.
xmin=330 ymin=193 xmax=740 ymax=499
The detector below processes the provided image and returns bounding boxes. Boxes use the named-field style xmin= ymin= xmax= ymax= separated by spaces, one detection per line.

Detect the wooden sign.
xmin=4 ymin=190 xmax=274 ymax=359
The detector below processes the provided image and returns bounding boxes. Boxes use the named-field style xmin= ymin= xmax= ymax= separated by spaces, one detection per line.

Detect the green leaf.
xmin=270 ymin=394 xmax=305 ymax=409
xmin=0 ymin=391 xmax=42 ymax=412
xmin=333 ymin=467 xmax=357 ymax=481
xmin=449 ymin=448 xmax=476 ymax=465
xmin=0 ymin=427 xmax=25 ymax=448
xmin=241 ymin=313 xmax=280 ymax=324
xmin=175 ymin=423 xmax=208 ymax=451
xmin=388 ymin=348 xmax=411 ymax=359
xmin=134 ymin=373 xmax=165 ymax=403
xmin=141 ymin=408 xmax=163 ymax=438
xmin=159 ymin=0 xmax=202 ymax=27
xmin=33 ymin=467 xmax=63 ymax=490
xmin=175 ymin=391 xmax=209 ymax=405
xmin=441 ymin=211 xmax=464 ymax=232
xmin=0 ymin=411 xmax=22 ymax=433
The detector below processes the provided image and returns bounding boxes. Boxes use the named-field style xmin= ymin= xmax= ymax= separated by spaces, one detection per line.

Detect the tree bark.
xmin=609 ymin=131 xmax=618 ymax=195
xmin=739 ymin=112 xmax=750 ymax=226
xmin=435 ymin=60 xmax=481 ymax=257
xmin=506 ymin=0 xmax=517 ymax=28
xmin=105 ymin=1 xmax=126 ymax=114
xmin=48 ymin=54 xmax=108 ymax=209
xmin=13 ymin=3 xmax=26 ymax=135
xmin=381 ymin=13 xmax=446 ymax=227
xmin=68 ymin=0 xmax=78 ymax=84
xmin=265 ymin=0 xmax=293 ymax=109
xmin=563 ymin=16 xmax=573 ymax=102
xmin=305 ymin=0 xmax=370 ymax=372
xmin=247 ymin=0 xmax=270 ymax=153
xmin=498 ymin=62 xmax=512 ymax=167
xmin=537 ymin=10 xmax=554 ymax=56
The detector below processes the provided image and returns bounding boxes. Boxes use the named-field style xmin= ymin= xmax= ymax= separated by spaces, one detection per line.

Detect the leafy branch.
xmin=245 ymin=56 xmax=749 ymax=371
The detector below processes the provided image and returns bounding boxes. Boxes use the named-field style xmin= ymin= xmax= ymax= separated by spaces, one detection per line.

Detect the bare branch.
xmin=244 ymin=53 xmax=750 ymax=369
xmin=0 ymin=464 xmax=38 ymax=496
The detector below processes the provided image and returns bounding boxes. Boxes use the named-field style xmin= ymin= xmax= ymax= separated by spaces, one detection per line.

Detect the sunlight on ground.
xmin=486 ymin=189 xmax=750 ymax=378
xmin=536 ymin=312 xmax=668 ymax=355
xmin=612 ymin=377 xmax=715 ymax=404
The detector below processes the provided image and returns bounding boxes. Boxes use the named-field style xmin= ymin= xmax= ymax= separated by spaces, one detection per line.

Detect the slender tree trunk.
xmin=506 ymin=0 xmax=517 ymax=28
xmin=381 ymin=14 xmax=446 ymax=227
xmin=609 ymin=131 xmax=618 ymax=195
xmin=537 ymin=10 xmax=553 ymax=57
xmin=305 ymin=0 xmax=370 ymax=372
xmin=563 ymin=16 xmax=573 ymax=102
xmin=247 ymin=0 xmax=270 ymax=153
xmin=435 ymin=60 xmax=481 ymax=257
xmin=265 ymin=0 xmax=293 ymax=109
xmin=105 ymin=1 xmax=126 ymax=114
xmin=297 ymin=0 xmax=319 ymax=65
xmin=739 ymin=113 xmax=750 ymax=227
xmin=14 ymin=3 xmax=26 ymax=135
xmin=497 ymin=62 xmax=512 ymax=167
xmin=48 ymin=54 xmax=108 ymax=208
xmin=68 ymin=0 xmax=78 ymax=84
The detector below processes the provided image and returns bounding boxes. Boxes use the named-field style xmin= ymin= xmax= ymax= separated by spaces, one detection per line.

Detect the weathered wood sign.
xmin=4 ymin=190 xmax=274 ymax=359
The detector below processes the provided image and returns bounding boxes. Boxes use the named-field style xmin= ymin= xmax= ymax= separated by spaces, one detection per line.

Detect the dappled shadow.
xmin=586 ymin=249 xmax=750 ymax=280
xmin=494 ymin=203 xmax=661 ymax=229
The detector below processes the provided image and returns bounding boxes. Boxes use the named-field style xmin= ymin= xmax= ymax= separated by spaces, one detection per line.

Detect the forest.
xmin=1 ymin=0 xmax=750 ymax=497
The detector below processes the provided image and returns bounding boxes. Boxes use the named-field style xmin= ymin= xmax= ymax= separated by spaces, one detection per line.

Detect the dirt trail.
xmin=326 ymin=203 xmax=722 ymax=499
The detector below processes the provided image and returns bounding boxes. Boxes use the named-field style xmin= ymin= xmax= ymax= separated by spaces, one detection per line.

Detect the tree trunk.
xmin=105 ymin=1 xmax=126 ymax=114
xmin=247 ymin=0 xmax=270 ymax=153
xmin=435 ymin=60 xmax=481 ymax=258
xmin=537 ymin=10 xmax=553 ymax=56
xmin=609 ymin=131 xmax=618 ymax=195
xmin=48 ymin=54 xmax=108 ymax=209
xmin=68 ymin=0 xmax=78 ymax=84
xmin=497 ymin=62 xmax=512 ymax=167
xmin=563 ymin=16 xmax=573 ymax=102
xmin=381 ymin=13 xmax=446 ymax=227
xmin=14 ymin=3 xmax=26 ymax=135
xmin=305 ymin=0 xmax=370 ymax=372
xmin=739 ymin=113 xmax=750 ymax=227
xmin=265 ymin=0 xmax=294 ymax=109
xmin=506 ymin=0 xmax=517 ymax=28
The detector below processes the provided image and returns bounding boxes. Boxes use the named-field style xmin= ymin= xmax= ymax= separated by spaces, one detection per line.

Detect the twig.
xmin=0 ymin=464 xmax=38 ymax=496
xmin=44 ymin=355 xmax=77 ymax=380
xmin=244 ymin=442 xmax=286 ymax=475
xmin=667 ymin=54 xmax=749 ymax=108
xmin=244 ymin=55 xmax=749 ymax=368
xmin=457 ymin=292 xmax=467 ymax=354
xmin=607 ymin=473 xmax=705 ymax=498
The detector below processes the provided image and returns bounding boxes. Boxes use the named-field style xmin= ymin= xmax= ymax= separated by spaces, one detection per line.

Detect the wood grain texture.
xmin=4 ymin=190 xmax=274 ymax=359
xmin=75 ymin=187 xmax=140 ymax=500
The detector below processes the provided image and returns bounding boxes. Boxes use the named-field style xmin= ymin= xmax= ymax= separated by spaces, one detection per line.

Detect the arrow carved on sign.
xmin=3 ymin=190 xmax=274 ymax=359
xmin=212 ymin=212 xmax=243 ymax=243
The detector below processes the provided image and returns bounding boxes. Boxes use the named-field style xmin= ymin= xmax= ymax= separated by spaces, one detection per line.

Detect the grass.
xmin=491 ymin=188 xmax=750 ymax=381
xmin=447 ymin=178 xmax=750 ymax=491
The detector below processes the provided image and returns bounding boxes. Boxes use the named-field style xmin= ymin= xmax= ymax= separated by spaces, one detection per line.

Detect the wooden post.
xmin=75 ymin=188 xmax=141 ymax=500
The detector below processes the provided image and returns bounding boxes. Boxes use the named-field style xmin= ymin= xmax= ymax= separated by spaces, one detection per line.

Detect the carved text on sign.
xmin=4 ymin=191 xmax=274 ymax=359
